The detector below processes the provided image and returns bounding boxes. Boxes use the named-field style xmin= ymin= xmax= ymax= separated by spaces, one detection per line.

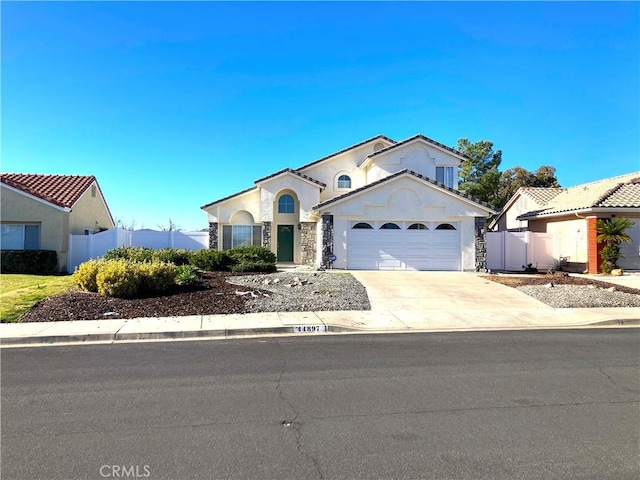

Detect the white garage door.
xmin=347 ymin=222 xmax=461 ymax=271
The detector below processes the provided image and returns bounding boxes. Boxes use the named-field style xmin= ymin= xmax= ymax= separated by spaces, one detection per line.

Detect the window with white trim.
xmin=436 ymin=166 xmax=454 ymax=188
xmin=222 ymin=225 xmax=262 ymax=250
xmin=278 ymin=194 xmax=295 ymax=214
xmin=337 ymin=175 xmax=351 ymax=189
xmin=1 ymin=224 xmax=40 ymax=250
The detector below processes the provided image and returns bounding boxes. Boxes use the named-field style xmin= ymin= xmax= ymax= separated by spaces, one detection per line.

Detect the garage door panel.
xmin=347 ymin=223 xmax=461 ymax=271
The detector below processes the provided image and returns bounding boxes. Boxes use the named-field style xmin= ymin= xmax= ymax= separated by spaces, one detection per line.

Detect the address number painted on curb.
xmin=294 ymin=325 xmax=327 ymax=333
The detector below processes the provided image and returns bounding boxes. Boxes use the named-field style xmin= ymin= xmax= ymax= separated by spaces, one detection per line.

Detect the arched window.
xmin=337 ymin=175 xmax=351 ymax=189
xmin=278 ymin=194 xmax=295 ymax=214
xmin=380 ymin=223 xmax=401 ymax=229
xmin=408 ymin=223 xmax=428 ymax=230
xmin=352 ymin=222 xmax=373 ymax=229
xmin=435 ymin=223 xmax=456 ymax=230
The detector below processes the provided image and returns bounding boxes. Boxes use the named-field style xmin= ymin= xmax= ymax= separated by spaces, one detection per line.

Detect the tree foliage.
xmin=496 ymin=165 xmax=560 ymax=208
xmin=457 ymin=138 xmax=561 ymax=210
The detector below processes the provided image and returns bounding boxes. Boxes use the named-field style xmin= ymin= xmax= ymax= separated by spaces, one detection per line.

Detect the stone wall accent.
xmin=208 ymin=222 xmax=218 ymax=250
xmin=321 ymin=214 xmax=334 ymax=269
xmin=474 ymin=217 xmax=487 ymax=272
xmin=299 ymin=222 xmax=317 ymax=266
xmin=262 ymin=221 xmax=271 ymax=249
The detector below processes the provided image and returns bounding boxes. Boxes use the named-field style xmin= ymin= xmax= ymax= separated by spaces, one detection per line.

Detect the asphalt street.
xmin=2 ymin=329 xmax=639 ymax=480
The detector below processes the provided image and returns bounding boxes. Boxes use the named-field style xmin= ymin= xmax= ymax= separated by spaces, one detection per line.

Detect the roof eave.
xmin=517 ymin=206 xmax=640 ymax=221
xmin=0 ymin=183 xmax=72 ymax=212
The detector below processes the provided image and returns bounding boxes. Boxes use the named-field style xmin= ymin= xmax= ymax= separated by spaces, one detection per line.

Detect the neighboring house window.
xmin=278 ymin=194 xmax=295 ymax=214
xmin=436 ymin=166 xmax=454 ymax=188
xmin=222 ymin=225 xmax=262 ymax=250
xmin=435 ymin=223 xmax=456 ymax=230
xmin=1 ymin=224 xmax=40 ymax=250
xmin=337 ymin=175 xmax=351 ymax=189
xmin=380 ymin=223 xmax=401 ymax=229
xmin=352 ymin=222 xmax=373 ymax=229
xmin=408 ymin=223 xmax=428 ymax=230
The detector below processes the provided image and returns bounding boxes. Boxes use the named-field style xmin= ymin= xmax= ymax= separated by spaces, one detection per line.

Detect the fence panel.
xmin=486 ymin=231 xmax=557 ymax=272
xmin=68 ymin=228 xmax=209 ymax=271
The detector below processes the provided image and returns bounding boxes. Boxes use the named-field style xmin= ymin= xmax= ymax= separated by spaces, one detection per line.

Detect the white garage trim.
xmin=347 ymin=221 xmax=461 ymax=271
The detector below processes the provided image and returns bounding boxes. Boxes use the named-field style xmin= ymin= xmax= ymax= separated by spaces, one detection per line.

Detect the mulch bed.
xmin=19 ymin=272 xmax=257 ymax=322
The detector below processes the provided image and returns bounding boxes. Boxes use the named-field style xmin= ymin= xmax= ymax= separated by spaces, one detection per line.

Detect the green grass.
xmin=0 ymin=274 xmax=74 ymax=323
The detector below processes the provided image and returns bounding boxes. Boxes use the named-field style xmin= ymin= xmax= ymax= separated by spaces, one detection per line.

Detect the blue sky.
xmin=2 ymin=1 xmax=639 ymax=231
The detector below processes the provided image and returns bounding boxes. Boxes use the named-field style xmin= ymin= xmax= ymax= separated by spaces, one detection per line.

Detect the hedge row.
xmin=103 ymin=246 xmax=277 ymax=273
xmin=0 ymin=250 xmax=58 ymax=274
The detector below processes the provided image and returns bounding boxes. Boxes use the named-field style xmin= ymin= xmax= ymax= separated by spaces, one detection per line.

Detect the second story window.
xmin=278 ymin=194 xmax=295 ymax=214
xmin=337 ymin=174 xmax=351 ymax=189
xmin=436 ymin=166 xmax=454 ymax=188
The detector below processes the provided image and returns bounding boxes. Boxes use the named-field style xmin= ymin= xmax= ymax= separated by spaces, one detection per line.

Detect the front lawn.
xmin=0 ymin=274 xmax=74 ymax=323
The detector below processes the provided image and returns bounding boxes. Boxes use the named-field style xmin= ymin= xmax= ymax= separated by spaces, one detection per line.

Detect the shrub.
xmin=103 ymin=247 xmax=154 ymax=263
xmin=72 ymin=259 xmax=105 ymax=292
xmin=230 ymin=260 xmax=277 ymax=273
xmin=96 ymin=259 xmax=141 ymax=297
xmin=0 ymin=250 xmax=58 ymax=274
xmin=138 ymin=261 xmax=177 ymax=292
xmin=190 ymin=249 xmax=231 ymax=271
xmin=152 ymin=248 xmax=193 ymax=266
xmin=175 ymin=264 xmax=203 ymax=285
xmin=227 ymin=246 xmax=276 ymax=266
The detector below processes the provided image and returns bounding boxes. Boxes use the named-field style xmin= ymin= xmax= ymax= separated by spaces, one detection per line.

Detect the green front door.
xmin=277 ymin=225 xmax=294 ymax=262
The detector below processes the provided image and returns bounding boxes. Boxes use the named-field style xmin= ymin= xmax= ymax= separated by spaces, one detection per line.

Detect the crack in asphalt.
xmin=590 ymin=361 xmax=640 ymax=395
xmin=275 ymin=353 xmax=324 ymax=479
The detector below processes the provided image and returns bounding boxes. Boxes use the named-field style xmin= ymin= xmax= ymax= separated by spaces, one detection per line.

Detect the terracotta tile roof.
xmin=254 ymin=168 xmax=326 ymax=189
xmin=517 ymin=172 xmax=640 ymax=219
xmin=520 ymin=187 xmax=564 ymax=205
xmin=0 ymin=173 xmax=97 ymax=208
xmin=313 ymin=169 xmax=496 ymax=213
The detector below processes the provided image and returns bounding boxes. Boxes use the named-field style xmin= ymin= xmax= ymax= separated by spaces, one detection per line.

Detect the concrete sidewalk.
xmin=1 ymin=271 xmax=638 ymax=347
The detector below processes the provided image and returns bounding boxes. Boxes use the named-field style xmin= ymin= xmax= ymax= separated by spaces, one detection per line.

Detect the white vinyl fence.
xmin=68 ymin=228 xmax=209 ymax=272
xmin=487 ymin=231 xmax=557 ymax=272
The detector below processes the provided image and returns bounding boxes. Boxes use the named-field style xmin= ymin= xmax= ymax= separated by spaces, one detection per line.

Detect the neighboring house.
xmin=1 ymin=173 xmax=114 ymax=272
xmin=201 ymin=134 xmax=496 ymax=271
xmin=490 ymin=187 xmax=563 ymax=232
xmin=493 ymin=172 xmax=640 ymax=273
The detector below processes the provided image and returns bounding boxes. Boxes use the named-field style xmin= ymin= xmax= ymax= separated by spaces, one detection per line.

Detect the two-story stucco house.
xmin=1 ymin=173 xmax=114 ymax=272
xmin=201 ymin=134 xmax=497 ymax=271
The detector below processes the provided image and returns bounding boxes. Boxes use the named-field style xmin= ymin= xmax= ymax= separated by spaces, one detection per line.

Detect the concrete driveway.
xmin=349 ymin=271 xmax=548 ymax=312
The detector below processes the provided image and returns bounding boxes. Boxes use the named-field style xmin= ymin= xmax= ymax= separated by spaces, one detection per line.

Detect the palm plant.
xmin=596 ymin=217 xmax=635 ymax=273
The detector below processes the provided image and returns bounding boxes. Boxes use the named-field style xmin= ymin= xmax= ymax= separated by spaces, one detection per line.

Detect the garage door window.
xmin=408 ymin=223 xmax=428 ymax=230
xmin=435 ymin=223 xmax=456 ymax=230
xmin=353 ymin=222 xmax=373 ymax=229
xmin=380 ymin=223 xmax=401 ymax=230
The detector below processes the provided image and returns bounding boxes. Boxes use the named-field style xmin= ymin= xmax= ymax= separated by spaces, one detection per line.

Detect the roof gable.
xmin=358 ymin=134 xmax=468 ymax=168
xmin=254 ymin=168 xmax=326 ymax=189
xmin=296 ymin=134 xmax=396 ymax=172
xmin=1 ymin=173 xmax=97 ymax=208
xmin=313 ymin=169 xmax=495 ymax=213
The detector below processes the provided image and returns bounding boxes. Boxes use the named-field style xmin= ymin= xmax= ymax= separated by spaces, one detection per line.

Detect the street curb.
xmin=2 ymin=322 xmax=638 ymax=347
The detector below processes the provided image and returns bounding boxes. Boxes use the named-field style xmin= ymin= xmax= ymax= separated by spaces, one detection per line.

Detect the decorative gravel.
xmin=517 ymin=284 xmax=640 ymax=308
xmin=227 ymin=271 xmax=371 ymax=313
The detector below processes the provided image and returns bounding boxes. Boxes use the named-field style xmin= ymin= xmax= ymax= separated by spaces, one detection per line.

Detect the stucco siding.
xmin=204 ymin=190 xmax=261 ymax=223
xmin=68 ymin=183 xmax=114 ymax=234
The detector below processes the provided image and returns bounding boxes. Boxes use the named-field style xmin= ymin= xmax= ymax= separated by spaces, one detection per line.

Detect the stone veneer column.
xmin=299 ymin=222 xmax=317 ymax=266
xmin=474 ymin=217 xmax=487 ymax=272
xmin=321 ymin=214 xmax=334 ymax=269
xmin=208 ymin=222 xmax=219 ymax=250
xmin=262 ymin=221 xmax=271 ymax=249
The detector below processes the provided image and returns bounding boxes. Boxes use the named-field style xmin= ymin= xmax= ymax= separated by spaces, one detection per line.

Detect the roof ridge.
xmin=567 ymin=171 xmax=640 ymax=190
